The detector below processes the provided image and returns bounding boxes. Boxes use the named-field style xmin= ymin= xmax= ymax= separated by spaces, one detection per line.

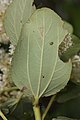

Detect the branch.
xmin=42 ymin=95 xmax=56 ymax=120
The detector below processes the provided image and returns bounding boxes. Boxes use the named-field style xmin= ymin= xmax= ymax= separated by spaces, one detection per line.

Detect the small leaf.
xmin=11 ymin=8 xmax=71 ymax=100
xmin=8 ymin=98 xmax=33 ymax=120
xmin=63 ymin=21 xmax=73 ymax=34
xmin=52 ymin=116 xmax=76 ymax=120
xmin=4 ymin=0 xmax=36 ymax=45
xmin=53 ymin=96 xmax=80 ymax=118
xmin=56 ymin=82 xmax=80 ymax=103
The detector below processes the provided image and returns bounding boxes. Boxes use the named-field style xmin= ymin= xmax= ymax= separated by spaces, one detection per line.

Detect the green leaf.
xmin=56 ymin=82 xmax=80 ymax=103
xmin=11 ymin=8 xmax=72 ymax=99
xmin=53 ymin=96 xmax=80 ymax=118
xmin=4 ymin=0 xmax=35 ymax=45
xmin=61 ymin=34 xmax=80 ymax=62
xmin=7 ymin=98 xmax=33 ymax=120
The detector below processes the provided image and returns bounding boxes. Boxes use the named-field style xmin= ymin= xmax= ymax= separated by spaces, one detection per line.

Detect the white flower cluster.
xmin=59 ymin=33 xmax=73 ymax=56
xmin=0 ymin=0 xmax=15 ymax=92
xmin=0 ymin=0 xmax=12 ymax=13
xmin=71 ymin=54 xmax=80 ymax=84
xmin=0 ymin=37 xmax=15 ymax=90
xmin=0 ymin=64 xmax=8 ymax=90
xmin=72 ymin=55 xmax=80 ymax=68
xmin=0 ymin=0 xmax=20 ymax=105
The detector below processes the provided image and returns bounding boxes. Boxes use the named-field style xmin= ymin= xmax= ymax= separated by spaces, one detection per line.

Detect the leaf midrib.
xmin=39 ymin=25 xmax=59 ymax=98
xmin=37 ymin=11 xmax=45 ymax=97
